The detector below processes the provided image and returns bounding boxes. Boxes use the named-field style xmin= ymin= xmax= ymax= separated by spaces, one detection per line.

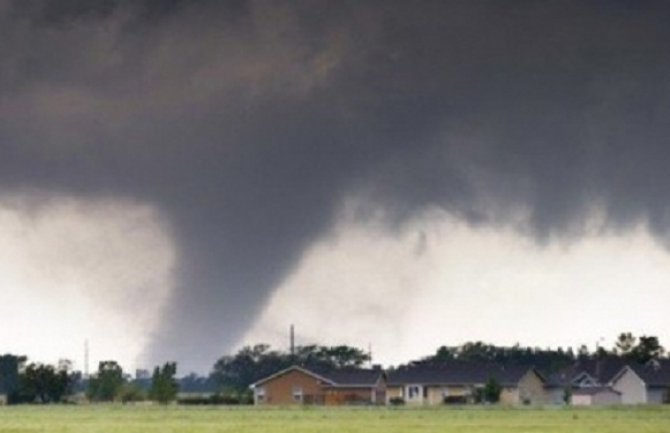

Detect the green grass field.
xmin=1 ymin=405 xmax=670 ymax=433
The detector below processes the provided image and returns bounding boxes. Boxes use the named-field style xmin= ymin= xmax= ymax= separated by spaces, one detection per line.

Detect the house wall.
xmin=255 ymin=369 xmax=325 ymax=405
xmin=571 ymin=394 xmax=592 ymax=406
xmin=426 ymin=385 xmax=472 ymax=405
xmin=572 ymin=390 xmax=620 ymax=406
xmin=515 ymin=370 xmax=547 ymax=405
xmin=324 ymin=387 xmax=373 ymax=405
xmin=592 ymin=391 xmax=621 ymax=405
xmin=373 ymin=376 xmax=387 ymax=405
xmin=500 ymin=387 xmax=520 ymax=405
xmin=647 ymin=388 xmax=666 ymax=404
xmin=612 ymin=368 xmax=647 ymax=404
xmin=545 ymin=387 xmax=567 ymax=405
xmin=386 ymin=386 xmax=403 ymax=403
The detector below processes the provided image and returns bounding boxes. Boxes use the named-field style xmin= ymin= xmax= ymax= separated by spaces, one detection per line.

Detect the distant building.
xmin=571 ymin=387 xmax=621 ymax=406
xmin=611 ymin=360 xmax=670 ymax=404
xmin=135 ymin=369 xmax=151 ymax=381
xmin=249 ymin=365 xmax=386 ymax=406
xmin=386 ymin=362 xmax=547 ymax=405
xmin=544 ymin=357 xmax=628 ymax=404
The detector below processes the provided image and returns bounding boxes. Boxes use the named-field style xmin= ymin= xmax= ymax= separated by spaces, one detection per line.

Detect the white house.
xmin=571 ymin=387 xmax=621 ymax=406
xmin=611 ymin=362 xmax=670 ymax=405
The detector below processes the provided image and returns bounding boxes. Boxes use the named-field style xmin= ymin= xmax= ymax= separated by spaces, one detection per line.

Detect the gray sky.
xmin=2 ymin=0 xmax=670 ymax=373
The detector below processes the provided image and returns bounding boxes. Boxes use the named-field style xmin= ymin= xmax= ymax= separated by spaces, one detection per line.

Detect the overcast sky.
xmin=2 ymin=0 xmax=670 ymax=374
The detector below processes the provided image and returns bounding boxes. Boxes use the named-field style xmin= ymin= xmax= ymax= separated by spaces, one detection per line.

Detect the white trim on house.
xmin=571 ymin=372 xmax=599 ymax=387
xmin=405 ymin=384 xmax=424 ymax=403
xmin=609 ymin=365 xmax=634 ymax=385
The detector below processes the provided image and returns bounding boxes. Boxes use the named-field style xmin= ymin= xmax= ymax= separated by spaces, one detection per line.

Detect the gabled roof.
xmin=318 ymin=369 xmax=385 ymax=387
xmin=546 ymin=357 xmax=627 ymax=387
xmin=249 ymin=365 xmax=336 ymax=388
xmin=249 ymin=365 xmax=384 ymax=389
xmin=387 ymin=361 xmax=542 ymax=387
xmin=612 ymin=360 xmax=670 ymax=388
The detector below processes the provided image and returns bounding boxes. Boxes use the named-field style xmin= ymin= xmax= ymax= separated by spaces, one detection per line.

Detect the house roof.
xmin=318 ymin=369 xmax=384 ymax=387
xmin=250 ymin=365 xmax=383 ymax=388
xmin=387 ymin=361 xmax=541 ymax=387
xmin=622 ymin=360 xmax=670 ymax=388
xmin=546 ymin=357 xmax=627 ymax=387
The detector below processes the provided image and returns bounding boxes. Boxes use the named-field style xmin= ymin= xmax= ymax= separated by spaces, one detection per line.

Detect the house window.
xmin=255 ymin=386 xmax=266 ymax=403
xmin=292 ymin=386 xmax=303 ymax=403
xmin=407 ymin=385 xmax=421 ymax=400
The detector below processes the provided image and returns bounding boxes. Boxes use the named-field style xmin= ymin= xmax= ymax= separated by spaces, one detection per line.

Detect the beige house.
xmin=249 ymin=365 xmax=386 ymax=406
xmin=386 ymin=362 xmax=547 ymax=405
xmin=571 ymin=387 xmax=621 ymax=406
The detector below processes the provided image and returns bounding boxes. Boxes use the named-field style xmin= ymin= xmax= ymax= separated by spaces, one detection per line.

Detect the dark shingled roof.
xmin=318 ymin=369 xmax=384 ymax=387
xmin=387 ymin=361 xmax=541 ymax=387
xmin=251 ymin=365 xmax=384 ymax=388
xmin=628 ymin=360 xmax=670 ymax=388
xmin=546 ymin=357 xmax=627 ymax=387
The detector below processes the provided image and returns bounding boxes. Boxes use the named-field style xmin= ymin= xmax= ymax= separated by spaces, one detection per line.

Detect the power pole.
xmin=290 ymin=324 xmax=295 ymax=358
xmin=84 ymin=339 xmax=90 ymax=379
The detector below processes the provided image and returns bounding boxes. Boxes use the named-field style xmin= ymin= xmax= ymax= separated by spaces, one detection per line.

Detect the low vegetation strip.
xmin=0 ymin=406 xmax=670 ymax=433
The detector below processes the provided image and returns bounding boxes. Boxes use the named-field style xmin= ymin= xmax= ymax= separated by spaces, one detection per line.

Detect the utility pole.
xmin=290 ymin=324 xmax=295 ymax=358
xmin=84 ymin=339 xmax=89 ymax=379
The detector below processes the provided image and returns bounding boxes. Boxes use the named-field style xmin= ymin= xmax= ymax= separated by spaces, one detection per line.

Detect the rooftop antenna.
xmin=290 ymin=324 xmax=295 ymax=358
xmin=368 ymin=342 xmax=373 ymax=368
xmin=84 ymin=339 xmax=89 ymax=378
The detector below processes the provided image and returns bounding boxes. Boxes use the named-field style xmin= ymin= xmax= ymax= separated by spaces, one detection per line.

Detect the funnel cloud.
xmin=2 ymin=1 xmax=670 ymax=372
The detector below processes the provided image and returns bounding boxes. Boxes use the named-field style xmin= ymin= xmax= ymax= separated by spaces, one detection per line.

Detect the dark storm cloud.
xmin=2 ymin=0 xmax=670 ymax=371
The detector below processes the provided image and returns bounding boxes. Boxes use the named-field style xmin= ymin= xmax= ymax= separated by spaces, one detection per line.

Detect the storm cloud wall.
xmin=2 ymin=0 xmax=670 ymax=371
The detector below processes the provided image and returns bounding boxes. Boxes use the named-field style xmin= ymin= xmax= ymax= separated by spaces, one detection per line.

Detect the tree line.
xmin=0 ymin=357 xmax=178 ymax=405
xmin=0 ymin=332 xmax=665 ymax=405
xmin=411 ymin=332 xmax=665 ymax=371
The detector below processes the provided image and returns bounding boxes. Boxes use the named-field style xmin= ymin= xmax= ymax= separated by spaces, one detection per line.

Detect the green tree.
xmin=18 ymin=361 xmax=77 ymax=403
xmin=149 ymin=362 xmax=179 ymax=404
xmin=211 ymin=343 xmax=371 ymax=393
xmin=632 ymin=336 xmax=664 ymax=363
xmin=88 ymin=361 xmax=124 ymax=402
xmin=0 ymin=354 xmax=26 ymax=404
xmin=482 ymin=377 xmax=502 ymax=403
xmin=615 ymin=332 xmax=636 ymax=357
xmin=119 ymin=383 xmax=146 ymax=403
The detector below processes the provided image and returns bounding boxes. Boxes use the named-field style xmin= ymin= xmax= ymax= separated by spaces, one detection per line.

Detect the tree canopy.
xmin=211 ymin=344 xmax=370 ymax=392
xmin=88 ymin=361 xmax=124 ymax=402
xmin=149 ymin=362 xmax=179 ymax=404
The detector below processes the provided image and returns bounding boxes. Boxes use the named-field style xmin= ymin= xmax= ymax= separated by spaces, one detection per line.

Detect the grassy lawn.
xmin=1 ymin=405 xmax=670 ymax=433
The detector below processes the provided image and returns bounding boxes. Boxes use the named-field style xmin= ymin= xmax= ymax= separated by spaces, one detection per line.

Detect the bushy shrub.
xmin=389 ymin=397 xmax=405 ymax=406
xmin=483 ymin=378 xmax=502 ymax=403
xmin=178 ymin=392 xmax=253 ymax=405
xmin=119 ymin=384 xmax=146 ymax=403
xmin=443 ymin=395 xmax=468 ymax=405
